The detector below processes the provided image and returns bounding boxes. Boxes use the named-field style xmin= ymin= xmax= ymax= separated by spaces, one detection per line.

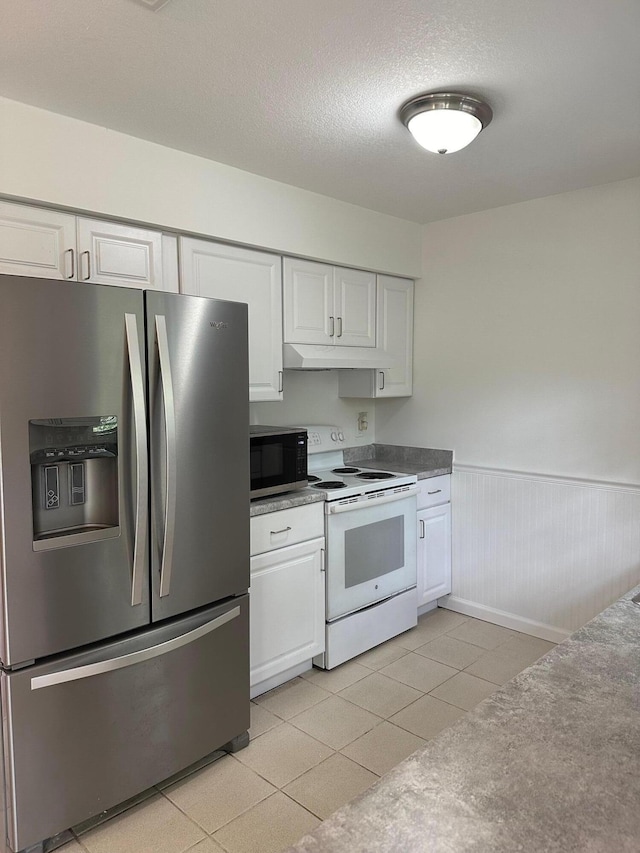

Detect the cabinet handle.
xmin=419 ymin=520 xmax=425 ymax=539
xmin=379 ymin=371 xmax=385 ymax=391
xmin=270 ymin=526 xmax=292 ymax=535
xmin=82 ymin=250 xmax=91 ymax=281
xmin=427 ymin=489 xmax=442 ymax=495
xmin=65 ymin=248 xmax=75 ymax=279
xmin=321 ymin=547 xmax=325 ymax=572
xmin=278 ymin=371 xmax=283 ymax=393
xmin=329 ymin=316 xmax=335 ymax=337
xmin=337 ymin=316 xmax=343 ymax=338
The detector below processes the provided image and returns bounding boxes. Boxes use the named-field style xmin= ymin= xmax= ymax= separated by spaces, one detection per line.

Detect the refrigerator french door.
xmin=0 ymin=275 xmax=250 ymax=853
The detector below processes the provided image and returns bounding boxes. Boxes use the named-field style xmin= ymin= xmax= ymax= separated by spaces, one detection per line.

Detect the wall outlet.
xmin=357 ymin=411 xmax=369 ymax=434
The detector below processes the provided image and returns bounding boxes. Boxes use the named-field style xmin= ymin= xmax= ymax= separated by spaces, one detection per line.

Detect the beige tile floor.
xmin=61 ymin=608 xmax=554 ymax=853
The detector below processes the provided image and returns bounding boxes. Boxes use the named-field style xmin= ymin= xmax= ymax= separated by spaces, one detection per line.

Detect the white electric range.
xmin=301 ymin=425 xmax=419 ymax=669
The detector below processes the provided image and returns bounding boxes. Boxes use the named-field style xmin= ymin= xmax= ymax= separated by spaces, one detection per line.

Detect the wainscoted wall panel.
xmin=446 ymin=466 xmax=640 ymax=639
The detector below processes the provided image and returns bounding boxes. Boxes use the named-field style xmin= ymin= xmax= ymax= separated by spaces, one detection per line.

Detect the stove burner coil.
xmin=332 ymin=467 xmax=361 ymax=474
xmin=307 ymin=475 xmax=321 ymax=482
xmin=313 ymin=480 xmax=346 ymax=489
xmin=356 ymin=471 xmax=394 ymax=480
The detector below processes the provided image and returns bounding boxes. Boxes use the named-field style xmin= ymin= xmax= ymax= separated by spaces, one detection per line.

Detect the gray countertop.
xmin=250 ymin=489 xmax=325 ymax=517
xmin=344 ymin=444 xmax=452 ymax=480
xmin=250 ymin=445 xmax=452 ymax=516
xmin=286 ymin=586 xmax=640 ymax=853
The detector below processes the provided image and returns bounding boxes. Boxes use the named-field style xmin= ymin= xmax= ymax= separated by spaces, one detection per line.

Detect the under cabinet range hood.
xmin=282 ymin=343 xmax=396 ymax=370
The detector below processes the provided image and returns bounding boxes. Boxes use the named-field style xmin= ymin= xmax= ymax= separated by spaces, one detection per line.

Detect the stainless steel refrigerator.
xmin=0 ymin=275 xmax=250 ymax=853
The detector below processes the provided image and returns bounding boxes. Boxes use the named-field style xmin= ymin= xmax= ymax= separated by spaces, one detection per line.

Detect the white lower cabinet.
xmin=249 ymin=503 xmax=325 ymax=696
xmin=416 ymin=476 xmax=452 ymax=610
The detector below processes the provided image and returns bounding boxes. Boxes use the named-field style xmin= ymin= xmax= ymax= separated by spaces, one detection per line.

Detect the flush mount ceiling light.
xmin=400 ymin=93 xmax=493 ymax=154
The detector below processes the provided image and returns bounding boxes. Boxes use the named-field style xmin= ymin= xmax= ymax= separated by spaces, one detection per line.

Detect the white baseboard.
xmin=417 ymin=600 xmax=438 ymax=618
xmin=439 ymin=595 xmax=571 ymax=644
xmin=250 ymin=660 xmax=311 ymax=699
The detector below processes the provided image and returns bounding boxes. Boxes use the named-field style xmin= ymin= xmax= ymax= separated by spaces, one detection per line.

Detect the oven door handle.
xmin=326 ymin=485 xmax=419 ymax=514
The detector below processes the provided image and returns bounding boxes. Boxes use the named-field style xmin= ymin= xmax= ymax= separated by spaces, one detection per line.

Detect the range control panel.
xmin=303 ymin=425 xmax=347 ymax=453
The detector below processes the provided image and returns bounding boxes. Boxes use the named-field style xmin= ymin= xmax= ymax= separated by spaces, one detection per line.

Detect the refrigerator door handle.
xmin=125 ymin=313 xmax=148 ymax=607
xmin=30 ymin=606 xmax=240 ymax=690
xmin=155 ymin=314 xmax=177 ymax=598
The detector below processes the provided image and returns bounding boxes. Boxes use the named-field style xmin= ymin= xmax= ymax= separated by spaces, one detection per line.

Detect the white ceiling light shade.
xmin=400 ymin=93 xmax=493 ymax=154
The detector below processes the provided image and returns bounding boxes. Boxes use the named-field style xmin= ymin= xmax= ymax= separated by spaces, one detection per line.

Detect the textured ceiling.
xmin=1 ymin=0 xmax=639 ymax=223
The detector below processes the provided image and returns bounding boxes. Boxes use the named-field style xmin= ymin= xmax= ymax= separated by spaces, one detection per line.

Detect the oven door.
xmin=325 ymin=488 xmax=418 ymax=621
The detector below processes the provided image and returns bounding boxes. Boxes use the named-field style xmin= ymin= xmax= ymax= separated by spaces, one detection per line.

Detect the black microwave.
xmin=249 ymin=425 xmax=308 ymax=499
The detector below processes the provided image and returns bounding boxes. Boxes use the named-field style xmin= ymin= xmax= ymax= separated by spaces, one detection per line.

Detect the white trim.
xmin=453 ymin=463 xmax=640 ymax=495
xmin=250 ymin=660 xmax=311 ymax=699
xmin=417 ymin=600 xmax=438 ymax=618
xmin=439 ymin=595 xmax=571 ymax=644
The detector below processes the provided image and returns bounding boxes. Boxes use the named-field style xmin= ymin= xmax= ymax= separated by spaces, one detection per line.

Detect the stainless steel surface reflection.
xmin=0 ymin=276 xmax=251 ymax=852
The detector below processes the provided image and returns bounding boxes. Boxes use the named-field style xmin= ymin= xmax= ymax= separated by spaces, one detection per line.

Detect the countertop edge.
xmin=284 ymin=583 xmax=640 ymax=852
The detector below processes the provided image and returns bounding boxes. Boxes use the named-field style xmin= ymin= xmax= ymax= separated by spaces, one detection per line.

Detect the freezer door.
xmin=146 ymin=291 xmax=250 ymax=621
xmin=1 ymin=596 xmax=249 ymax=852
xmin=0 ymin=276 xmax=150 ymax=667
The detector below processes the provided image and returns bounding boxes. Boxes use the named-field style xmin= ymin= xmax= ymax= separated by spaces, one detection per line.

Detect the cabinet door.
xmin=180 ymin=237 xmax=283 ymax=401
xmin=334 ymin=267 xmax=376 ymax=347
xmin=283 ymin=257 xmax=333 ymax=345
xmin=0 ymin=201 xmax=76 ymax=280
xmin=376 ymin=275 xmax=413 ymax=396
xmin=417 ymin=503 xmax=452 ymax=607
xmin=249 ymin=537 xmax=325 ymax=688
xmin=76 ymin=218 xmax=165 ymax=290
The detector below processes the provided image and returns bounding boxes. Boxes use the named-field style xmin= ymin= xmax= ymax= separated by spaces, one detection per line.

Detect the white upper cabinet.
xmin=0 ymin=201 xmax=174 ymax=291
xmin=0 ymin=201 xmax=76 ymax=279
xmin=179 ymin=237 xmax=283 ymax=402
xmin=283 ymin=258 xmax=333 ymax=345
xmin=76 ymin=218 xmax=165 ymax=290
xmin=338 ymin=274 xmax=414 ymax=398
xmin=283 ymin=257 xmax=376 ymax=347
xmin=376 ymin=274 xmax=414 ymax=397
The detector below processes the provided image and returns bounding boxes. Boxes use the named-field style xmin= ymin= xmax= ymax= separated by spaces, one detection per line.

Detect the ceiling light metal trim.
xmin=400 ymin=92 xmax=493 ymax=153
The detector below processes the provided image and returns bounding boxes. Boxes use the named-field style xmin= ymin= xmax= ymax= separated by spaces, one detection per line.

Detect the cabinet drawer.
xmin=250 ymin=502 xmax=324 ymax=556
xmin=416 ymin=475 xmax=450 ymax=509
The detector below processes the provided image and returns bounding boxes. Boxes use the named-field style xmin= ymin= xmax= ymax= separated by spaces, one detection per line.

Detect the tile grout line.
xmin=73 ymin=616 xmax=540 ymax=853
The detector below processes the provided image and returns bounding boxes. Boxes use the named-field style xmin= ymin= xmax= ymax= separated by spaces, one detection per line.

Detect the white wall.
xmin=377 ymin=177 xmax=640 ymax=636
xmin=377 ymin=176 xmax=640 ymax=482
xmin=251 ymin=371 xmax=374 ymax=447
xmin=0 ymin=97 xmax=421 ymax=278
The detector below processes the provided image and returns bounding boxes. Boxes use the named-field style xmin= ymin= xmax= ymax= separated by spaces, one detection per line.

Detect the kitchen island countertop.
xmin=285 ymin=584 xmax=640 ymax=852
